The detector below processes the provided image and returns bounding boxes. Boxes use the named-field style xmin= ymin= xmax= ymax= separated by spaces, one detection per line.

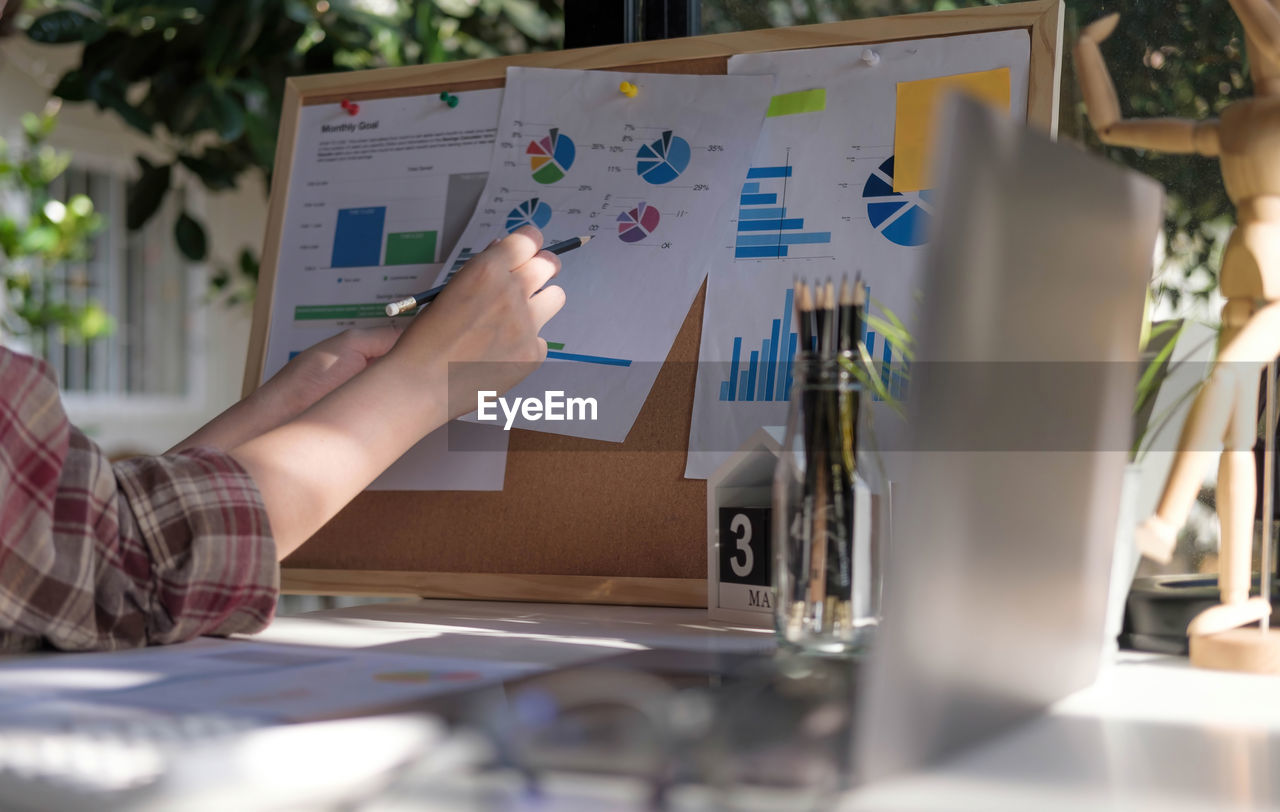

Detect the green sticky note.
xmin=766 ymin=88 xmax=827 ymax=118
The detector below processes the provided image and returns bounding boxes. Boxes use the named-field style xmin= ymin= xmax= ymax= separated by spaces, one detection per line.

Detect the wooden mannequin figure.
xmin=1077 ymin=1 xmax=1280 ymax=656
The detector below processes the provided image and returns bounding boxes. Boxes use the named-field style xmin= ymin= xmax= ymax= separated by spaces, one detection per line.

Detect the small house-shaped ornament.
xmin=707 ymin=427 xmax=785 ymax=626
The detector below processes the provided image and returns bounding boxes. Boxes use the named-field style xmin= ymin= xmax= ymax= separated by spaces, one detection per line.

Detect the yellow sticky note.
xmin=893 ymin=68 xmax=1011 ymax=192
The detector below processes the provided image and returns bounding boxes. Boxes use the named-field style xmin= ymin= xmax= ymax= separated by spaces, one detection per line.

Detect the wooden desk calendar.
xmin=244 ymin=0 xmax=1063 ymax=607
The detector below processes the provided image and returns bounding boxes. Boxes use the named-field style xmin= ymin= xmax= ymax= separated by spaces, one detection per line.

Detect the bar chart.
xmin=734 ymin=161 xmax=832 ymax=259
xmin=331 ymin=206 xmax=439 ymax=268
xmin=331 ymin=207 xmax=386 ymax=268
xmin=718 ymin=285 xmax=907 ymax=403
xmin=718 ymin=288 xmax=797 ymax=402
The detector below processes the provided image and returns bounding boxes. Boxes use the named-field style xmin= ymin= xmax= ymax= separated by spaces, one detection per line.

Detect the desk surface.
xmin=251 ymin=599 xmax=1280 ymax=812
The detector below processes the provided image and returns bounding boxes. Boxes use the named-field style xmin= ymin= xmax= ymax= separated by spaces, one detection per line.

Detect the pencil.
xmin=384 ymin=234 xmax=592 ymax=316
xmin=795 ymin=279 xmax=814 ymax=353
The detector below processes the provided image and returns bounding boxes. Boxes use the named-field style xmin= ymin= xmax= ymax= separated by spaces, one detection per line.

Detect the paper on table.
xmin=438 ymin=67 xmax=775 ymax=442
xmin=893 ymin=67 xmax=1011 ymax=192
xmin=261 ymin=88 xmax=509 ymax=490
xmin=685 ymin=31 xmax=1030 ymax=479
xmin=0 ymin=639 xmax=541 ymax=723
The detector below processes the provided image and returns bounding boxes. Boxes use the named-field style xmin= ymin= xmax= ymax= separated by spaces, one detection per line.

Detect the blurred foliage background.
xmin=0 ymin=109 xmax=110 ymax=348
xmin=13 ymin=0 xmax=1244 ymax=315
xmin=16 ymin=0 xmax=563 ymax=296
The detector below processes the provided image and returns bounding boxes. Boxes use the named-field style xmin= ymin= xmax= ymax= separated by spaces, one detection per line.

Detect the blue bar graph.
xmin=739 ymin=207 xmax=786 ymax=220
xmin=735 ymin=245 xmax=787 ymax=259
xmin=746 ymin=166 xmax=793 ymax=179
xmin=739 ymin=218 xmax=805 ymax=232
xmin=726 ymin=336 xmax=742 ymax=400
xmin=735 ymin=164 xmax=830 ymax=260
xmin=720 ymin=288 xmax=796 ymax=403
xmin=546 ymin=350 xmax=632 ymax=367
xmin=859 ymin=291 xmax=909 ymax=403
xmin=783 ymin=332 xmax=797 ymax=398
xmin=332 ymin=207 xmax=386 ymax=268
xmin=736 ymin=233 xmax=832 ymax=246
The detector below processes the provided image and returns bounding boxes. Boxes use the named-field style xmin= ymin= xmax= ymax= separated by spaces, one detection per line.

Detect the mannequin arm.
xmin=1229 ymin=0 xmax=1280 ymax=64
xmin=1075 ymin=14 xmax=1221 ymax=156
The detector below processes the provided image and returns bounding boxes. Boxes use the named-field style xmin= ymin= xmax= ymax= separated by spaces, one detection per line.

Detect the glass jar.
xmin=773 ymin=352 xmax=884 ymax=655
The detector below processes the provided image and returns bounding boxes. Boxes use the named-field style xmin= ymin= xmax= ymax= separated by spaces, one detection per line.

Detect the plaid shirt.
xmin=0 ymin=348 xmax=277 ymax=652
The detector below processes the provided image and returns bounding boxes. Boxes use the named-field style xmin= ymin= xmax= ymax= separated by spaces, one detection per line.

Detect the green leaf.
xmin=127 ymin=159 xmax=171 ymax=230
xmin=26 ymin=10 xmax=103 ymax=44
xmin=87 ymin=72 xmax=154 ymax=135
xmin=31 ymin=146 xmax=72 ymax=186
xmin=52 ymin=70 xmax=90 ymax=102
xmin=0 ymin=218 xmax=18 ymax=257
xmin=209 ymin=87 xmax=246 ymax=142
xmin=76 ymin=303 xmax=115 ymax=340
xmin=284 ymin=0 xmax=315 ymax=24
xmin=238 ymin=247 xmax=259 ymax=281
xmin=174 ymin=211 xmax=208 ymax=261
xmin=242 ymin=113 xmax=277 ymax=170
xmin=20 ymin=113 xmax=55 ymax=144
xmin=178 ymin=151 xmax=238 ymax=191
xmin=19 ymin=226 xmax=59 ymax=255
xmin=168 ymin=84 xmax=212 ymax=136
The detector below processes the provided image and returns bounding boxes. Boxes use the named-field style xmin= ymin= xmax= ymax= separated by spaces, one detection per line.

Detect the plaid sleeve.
xmin=0 ymin=348 xmax=277 ymax=651
xmin=111 ymin=448 xmax=279 ymax=646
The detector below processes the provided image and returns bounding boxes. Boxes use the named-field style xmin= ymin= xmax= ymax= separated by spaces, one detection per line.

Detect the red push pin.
xmin=340 ymin=99 xmax=359 ymax=116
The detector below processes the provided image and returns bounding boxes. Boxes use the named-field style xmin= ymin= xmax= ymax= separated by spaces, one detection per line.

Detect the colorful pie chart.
xmin=506 ymin=198 xmax=552 ymax=233
xmin=527 ymin=128 xmax=576 ymax=184
xmin=636 ymin=130 xmax=691 ymax=185
xmin=617 ymin=201 xmax=661 ymax=243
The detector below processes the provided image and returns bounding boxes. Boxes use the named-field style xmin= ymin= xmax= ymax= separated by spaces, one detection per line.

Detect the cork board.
xmin=245 ymin=0 xmax=1063 ymax=606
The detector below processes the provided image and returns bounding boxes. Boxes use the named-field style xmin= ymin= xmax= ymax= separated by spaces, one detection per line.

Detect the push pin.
xmin=439 ymin=91 xmax=459 ymax=108
xmin=340 ymin=98 xmax=359 ymax=115
xmin=619 ymin=81 xmax=638 ymax=98
xmin=860 ymin=48 xmax=880 ymax=67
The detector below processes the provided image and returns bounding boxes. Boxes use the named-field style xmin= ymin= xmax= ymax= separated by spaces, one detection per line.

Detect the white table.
xmin=257 ymin=600 xmax=1280 ymax=811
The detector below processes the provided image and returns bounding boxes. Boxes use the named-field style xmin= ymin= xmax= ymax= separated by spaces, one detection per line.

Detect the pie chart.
xmin=506 ymin=198 xmax=552 ymax=233
xmin=617 ymin=201 xmax=661 ymax=243
xmin=862 ymin=156 xmax=932 ymax=247
xmin=637 ymin=130 xmax=691 ymax=185
xmin=527 ymin=128 xmax=575 ymax=184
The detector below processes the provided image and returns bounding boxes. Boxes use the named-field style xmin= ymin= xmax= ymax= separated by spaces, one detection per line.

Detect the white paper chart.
xmin=684 ymin=31 xmax=1031 ymax=478
xmin=439 ymin=67 xmax=775 ymax=442
xmin=262 ymin=88 xmax=510 ymax=490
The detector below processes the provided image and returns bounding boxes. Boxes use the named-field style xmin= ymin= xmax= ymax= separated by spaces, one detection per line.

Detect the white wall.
xmin=0 ymin=38 xmax=268 ymax=455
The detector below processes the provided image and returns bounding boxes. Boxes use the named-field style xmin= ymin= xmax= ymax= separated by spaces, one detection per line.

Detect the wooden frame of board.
xmin=245 ymin=0 xmax=1063 ymax=607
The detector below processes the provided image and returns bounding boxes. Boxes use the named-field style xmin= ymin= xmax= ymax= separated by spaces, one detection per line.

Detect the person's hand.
xmin=264 ymin=326 xmax=402 ymax=421
xmin=170 ymin=327 xmax=399 ymax=452
xmin=226 ymin=228 xmax=564 ymax=557
xmin=388 ymin=225 xmax=565 ymax=418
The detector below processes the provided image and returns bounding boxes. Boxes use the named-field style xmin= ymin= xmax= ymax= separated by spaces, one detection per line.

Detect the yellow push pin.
xmin=619 ymin=81 xmax=638 ymax=98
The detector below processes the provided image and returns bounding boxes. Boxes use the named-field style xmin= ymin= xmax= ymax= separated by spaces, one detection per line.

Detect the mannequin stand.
xmin=1190 ymin=628 xmax=1280 ymax=672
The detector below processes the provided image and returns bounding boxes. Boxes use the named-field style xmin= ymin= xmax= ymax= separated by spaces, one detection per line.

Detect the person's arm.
xmin=231 ymin=226 xmax=563 ymax=558
xmin=0 ymin=227 xmax=559 ymax=651
xmin=171 ymin=325 xmax=402 ymax=453
xmin=0 ymin=349 xmax=276 ymax=651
